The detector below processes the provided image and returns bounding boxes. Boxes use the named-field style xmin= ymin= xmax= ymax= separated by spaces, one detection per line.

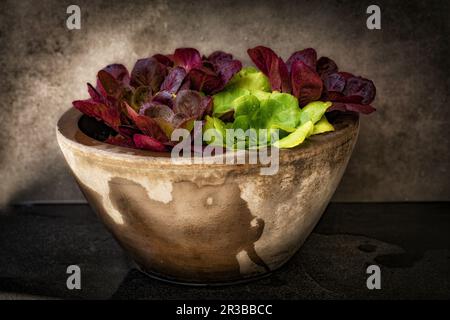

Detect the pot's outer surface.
xmin=57 ymin=108 xmax=359 ymax=284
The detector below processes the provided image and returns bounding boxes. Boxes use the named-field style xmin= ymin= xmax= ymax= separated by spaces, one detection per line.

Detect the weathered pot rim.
xmin=56 ymin=108 xmax=359 ymax=167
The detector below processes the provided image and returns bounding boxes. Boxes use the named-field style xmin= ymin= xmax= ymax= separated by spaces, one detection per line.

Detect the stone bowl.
xmin=56 ymin=108 xmax=359 ymax=285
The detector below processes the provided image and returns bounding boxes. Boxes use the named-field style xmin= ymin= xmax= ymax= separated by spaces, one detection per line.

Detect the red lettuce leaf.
xmin=130 ymin=57 xmax=168 ymax=92
xmin=150 ymin=90 xmax=174 ymax=109
xmin=95 ymin=64 xmax=130 ymax=100
xmin=143 ymin=104 xmax=185 ymax=135
xmin=102 ymin=64 xmax=130 ymax=84
xmin=87 ymin=83 xmax=103 ymax=102
xmin=207 ymin=51 xmax=243 ymax=86
xmin=173 ymin=90 xmax=210 ymax=119
xmin=133 ymin=134 xmax=166 ymax=151
xmin=208 ymin=51 xmax=233 ymax=64
xmin=337 ymin=71 xmax=354 ymax=80
xmin=247 ymin=46 xmax=291 ymax=92
xmin=325 ymin=91 xmax=364 ymax=104
xmin=188 ymin=66 xmax=223 ymax=94
xmin=316 ymin=57 xmax=338 ymax=78
xmin=160 ymin=67 xmax=187 ymax=94
xmin=323 ymin=72 xmax=346 ymax=93
xmin=278 ymin=57 xmax=292 ymax=93
xmin=72 ymin=99 xmax=121 ymax=131
xmin=125 ymin=103 xmax=168 ymax=142
xmin=97 ymin=70 xmax=125 ymax=99
xmin=202 ymin=95 xmax=213 ymax=116
xmin=179 ymin=78 xmax=191 ymax=91
xmin=324 ymin=73 xmax=376 ymax=113
xmin=152 ymin=54 xmax=174 ymax=67
xmin=105 ymin=135 xmax=136 ymax=148
xmin=286 ymin=48 xmax=317 ymax=72
xmin=328 ymin=102 xmax=376 ymax=114
xmin=130 ymin=86 xmax=152 ymax=110
xmin=117 ymin=125 xmax=141 ymax=138
xmin=143 ymin=104 xmax=174 ymax=119
xmin=291 ymin=60 xmax=323 ymax=106
xmin=142 ymin=91 xmax=212 ymax=133
xmin=343 ymin=76 xmax=376 ymax=105
xmin=172 ymin=48 xmax=202 ymax=72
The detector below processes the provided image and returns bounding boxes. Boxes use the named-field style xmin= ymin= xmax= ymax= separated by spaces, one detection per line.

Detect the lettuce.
xmin=312 ymin=116 xmax=335 ymax=135
xmin=299 ymin=101 xmax=332 ymax=125
xmin=226 ymin=67 xmax=271 ymax=92
xmin=73 ymin=48 xmax=239 ymax=151
xmin=73 ymin=46 xmax=373 ymax=152
xmin=210 ymin=69 xmax=335 ymax=149
xmin=248 ymin=46 xmax=376 ymax=113
xmin=273 ymin=121 xmax=313 ymax=149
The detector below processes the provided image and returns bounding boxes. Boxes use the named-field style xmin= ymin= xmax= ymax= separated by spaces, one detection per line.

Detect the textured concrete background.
xmin=0 ymin=0 xmax=448 ymax=205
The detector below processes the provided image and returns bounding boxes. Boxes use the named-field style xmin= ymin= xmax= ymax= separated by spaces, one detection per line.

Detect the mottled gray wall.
xmin=0 ymin=0 xmax=448 ymax=205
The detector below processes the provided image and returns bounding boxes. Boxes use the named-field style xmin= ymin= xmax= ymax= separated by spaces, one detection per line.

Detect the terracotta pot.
xmin=56 ymin=108 xmax=359 ymax=284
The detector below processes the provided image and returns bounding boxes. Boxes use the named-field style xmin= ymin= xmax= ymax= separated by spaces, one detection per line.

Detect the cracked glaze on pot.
xmin=56 ymin=108 xmax=359 ymax=284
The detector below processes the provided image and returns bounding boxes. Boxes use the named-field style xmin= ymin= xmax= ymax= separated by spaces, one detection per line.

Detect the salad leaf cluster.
xmin=206 ymin=67 xmax=334 ymax=149
xmin=73 ymin=48 xmax=242 ymax=151
xmin=247 ymin=46 xmax=376 ymax=114
xmin=72 ymin=46 xmax=376 ymax=152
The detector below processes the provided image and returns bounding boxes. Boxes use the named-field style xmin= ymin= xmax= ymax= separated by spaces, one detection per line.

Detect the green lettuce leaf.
xmin=226 ymin=67 xmax=271 ymax=92
xmin=252 ymin=92 xmax=301 ymax=132
xmin=311 ymin=115 xmax=335 ymax=135
xmin=233 ymin=115 xmax=250 ymax=131
xmin=273 ymin=120 xmax=314 ymax=149
xmin=212 ymin=87 xmax=250 ymax=117
xmin=203 ymin=115 xmax=226 ymax=146
xmin=233 ymin=94 xmax=260 ymax=117
xmin=252 ymin=90 xmax=271 ymax=101
xmin=299 ymin=101 xmax=332 ymax=125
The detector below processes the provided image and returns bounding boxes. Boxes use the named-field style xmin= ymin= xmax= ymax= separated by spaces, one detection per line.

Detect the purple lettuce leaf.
xmin=133 ymin=134 xmax=166 ymax=151
xmin=94 ymin=64 xmax=131 ymax=101
xmin=137 ymin=90 xmax=175 ymax=113
xmin=72 ymin=99 xmax=121 ymax=131
xmin=117 ymin=125 xmax=141 ymax=139
xmin=152 ymin=54 xmax=174 ymax=67
xmin=105 ymin=134 xmax=136 ymax=148
xmin=316 ymin=57 xmax=338 ymax=78
xmin=160 ymin=67 xmax=187 ymax=94
xmin=343 ymin=76 xmax=376 ymax=105
xmin=150 ymin=90 xmax=174 ymax=108
xmin=286 ymin=48 xmax=317 ymax=72
xmin=97 ymin=70 xmax=125 ymax=99
xmin=325 ymin=92 xmax=364 ymax=104
xmin=125 ymin=103 xmax=168 ymax=142
xmin=172 ymin=48 xmax=202 ymax=72
xmin=328 ymin=102 xmax=376 ymax=114
xmin=323 ymin=72 xmax=346 ymax=93
xmin=87 ymin=83 xmax=103 ymax=102
xmin=173 ymin=90 xmax=210 ymax=119
xmin=323 ymin=72 xmax=376 ymax=114
xmin=130 ymin=86 xmax=152 ymax=110
xmin=188 ymin=65 xmax=223 ymax=94
xmin=130 ymin=57 xmax=168 ymax=92
xmin=140 ymin=90 xmax=212 ymax=136
xmin=207 ymin=51 xmax=243 ymax=86
xmin=101 ymin=64 xmax=130 ymax=84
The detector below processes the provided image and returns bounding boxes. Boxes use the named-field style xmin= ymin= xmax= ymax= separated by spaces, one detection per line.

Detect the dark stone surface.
xmin=0 ymin=203 xmax=449 ymax=300
xmin=0 ymin=0 xmax=449 ymax=205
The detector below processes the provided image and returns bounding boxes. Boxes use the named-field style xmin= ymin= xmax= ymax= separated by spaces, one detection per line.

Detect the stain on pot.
xmin=107 ymin=177 xmax=269 ymax=282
